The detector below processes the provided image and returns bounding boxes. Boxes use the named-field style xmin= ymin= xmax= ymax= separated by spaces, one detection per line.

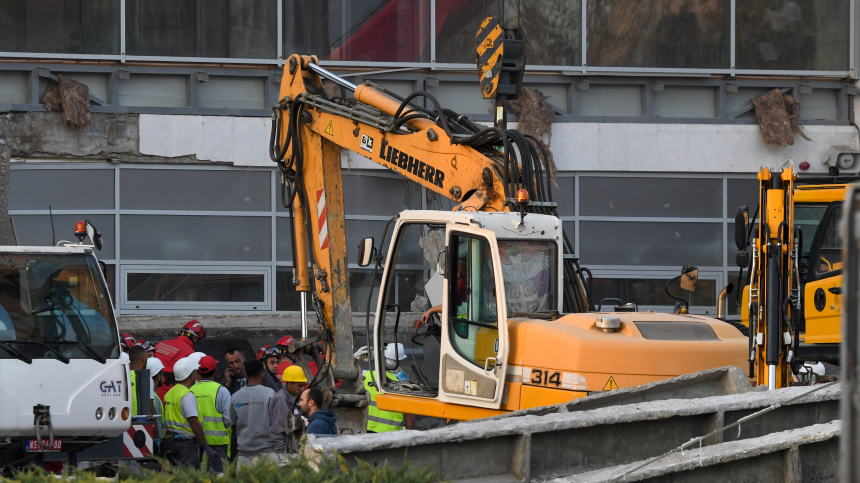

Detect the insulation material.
xmin=43 ymin=81 xmax=63 ymax=112
xmin=783 ymin=94 xmax=811 ymax=142
xmin=506 ymin=87 xmax=557 ymax=179
xmin=41 ymin=75 xmax=93 ymax=130
xmin=751 ymin=88 xmax=810 ymax=148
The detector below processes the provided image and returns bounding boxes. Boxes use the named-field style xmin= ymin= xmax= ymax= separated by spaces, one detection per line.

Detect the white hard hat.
xmin=173 ymin=356 xmax=199 ymax=382
xmin=353 ymin=346 xmax=369 ymax=360
xmin=146 ymin=357 xmax=164 ymax=376
xmin=188 ymin=352 xmax=207 ymax=364
xmin=384 ymin=343 xmax=406 ymax=361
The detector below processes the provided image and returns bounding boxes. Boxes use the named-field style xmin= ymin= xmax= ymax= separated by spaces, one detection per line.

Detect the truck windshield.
xmin=0 ymin=253 xmax=119 ymax=360
xmin=498 ymin=240 xmax=558 ymax=315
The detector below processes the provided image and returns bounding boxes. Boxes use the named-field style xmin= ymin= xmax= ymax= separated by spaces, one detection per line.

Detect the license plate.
xmin=25 ymin=439 xmax=62 ymax=452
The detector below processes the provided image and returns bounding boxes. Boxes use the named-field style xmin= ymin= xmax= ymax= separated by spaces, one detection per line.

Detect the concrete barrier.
xmin=303 ymin=382 xmax=840 ymax=481
xmin=569 ymin=421 xmax=839 ymax=483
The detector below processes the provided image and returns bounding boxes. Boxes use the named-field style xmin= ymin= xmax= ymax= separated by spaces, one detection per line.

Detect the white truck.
xmin=0 ymin=221 xmax=131 ymax=468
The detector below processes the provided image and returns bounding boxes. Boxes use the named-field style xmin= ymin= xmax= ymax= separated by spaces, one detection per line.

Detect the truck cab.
xmin=0 ymin=241 xmax=130 ymax=467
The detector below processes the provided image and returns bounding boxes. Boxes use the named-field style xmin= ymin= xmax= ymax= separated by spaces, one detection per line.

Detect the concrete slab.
xmin=565 ymin=420 xmax=839 ymax=483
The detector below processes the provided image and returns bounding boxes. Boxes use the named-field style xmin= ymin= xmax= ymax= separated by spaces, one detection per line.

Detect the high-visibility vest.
xmin=130 ymin=370 xmax=138 ymax=415
xmin=152 ymin=395 xmax=165 ymax=440
xmin=364 ymin=371 xmax=404 ymax=432
xmin=164 ymin=384 xmax=194 ymax=438
xmin=190 ymin=381 xmax=229 ymax=446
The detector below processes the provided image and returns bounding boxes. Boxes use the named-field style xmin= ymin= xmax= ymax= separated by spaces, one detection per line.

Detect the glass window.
xmin=276 ymin=268 xmax=302 ymax=311
xmin=284 ymin=0 xmax=429 ymax=63
xmin=654 ymin=86 xmax=717 ymax=118
xmin=126 ymin=273 xmax=265 ymax=303
xmin=10 ymin=168 xmax=115 ymax=210
xmin=0 ymin=0 xmax=120 ymax=55
xmin=448 ymin=233 xmax=499 ymax=366
xmin=580 ymin=177 xmax=723 ymax=218
xmin=276 ymin=218 xmax=294 ymax=262
xmin=736 ymin=0 xmax=850 ymax=71
xmin=498 ymin=239 xmax=558 ymax=315
xmin=435 ymin=0 xmax=580 ymax=66
xmin=0 ymin=253 xmax=119 ymax=361
xmin=727 ymin=178 xmax=759 ymax=216
xmin=578 ymin=85 xmax=642 ymax=117
xmin=580 ymin=221 xmax=723 ymax=266
xmin=586 ymin=0 xmax=728 ymax=69
xmin=591 ymin=277 xmax=717 ymax=308
xmin=125 ymin=0 xmax=277 ymax=59
xmin=810 ymin=205 xmax=841 ymax=277
xmin=553 ymin=177 xmax=575 ymax=217
xmin=198 ymin=77 xmax=266 ymax=110
xmin=342 ymin=175 xmax=422 ymax=216
xmin=120 ymin=215 xmax=271 ymax=261
xmin=120 ymin=169 xmax=270 ymax=211
xmin=13 ymin=214 xmax=116 ymax=259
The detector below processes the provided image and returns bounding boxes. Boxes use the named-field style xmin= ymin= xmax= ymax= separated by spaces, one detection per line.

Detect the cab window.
xmin=448 ymin=234 xmax=498 ymax=366
xmin=810 ymin=205 xmax=842 ymax=278
xmin=498 ymin=240 xmax=558 ymax=316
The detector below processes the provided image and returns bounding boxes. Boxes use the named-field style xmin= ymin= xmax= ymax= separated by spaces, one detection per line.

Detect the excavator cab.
xmin=802 ymin=202 xmax=843 ymax=344
xmin=368 ymin=210 xmax=563 ymax=416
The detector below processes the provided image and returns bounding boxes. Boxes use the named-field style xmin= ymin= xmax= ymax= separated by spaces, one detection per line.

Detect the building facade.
xmin=1 ymin=0 xmax=858 ymax=319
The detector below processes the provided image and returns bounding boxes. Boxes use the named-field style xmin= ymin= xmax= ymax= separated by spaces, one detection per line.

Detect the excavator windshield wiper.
xmin=0 ymin=340 xmax=33 ymax=364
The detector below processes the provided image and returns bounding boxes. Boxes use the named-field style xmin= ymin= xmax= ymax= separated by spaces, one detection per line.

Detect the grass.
xmin=3 ymin=454 xmax=443 ymax=483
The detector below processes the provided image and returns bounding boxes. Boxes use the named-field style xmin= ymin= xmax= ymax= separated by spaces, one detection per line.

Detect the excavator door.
xmin=803 ymin=203 xmax=843 ymax=344
xmin=436 ymin=225 xmax=509 ymax=409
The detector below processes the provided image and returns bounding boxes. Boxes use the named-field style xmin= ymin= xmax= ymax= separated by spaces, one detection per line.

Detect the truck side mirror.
xmin=734 ymin=206 xmax=749 ymax=250
xmin=357 ymin=237 xmax=375 ymax=267
xmin=85 ymin=220 xmax=103 ymax=251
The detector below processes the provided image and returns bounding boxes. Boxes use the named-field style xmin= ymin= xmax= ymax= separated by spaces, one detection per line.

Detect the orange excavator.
xmin=269 ymin=51 xmax=748 ymax=421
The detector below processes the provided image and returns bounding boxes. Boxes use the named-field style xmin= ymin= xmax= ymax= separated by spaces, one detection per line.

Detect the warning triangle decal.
xmin=324 ymin=121 xmax=334 ymax=136
xmin=603 ymin=375 xmax=618 ymax=391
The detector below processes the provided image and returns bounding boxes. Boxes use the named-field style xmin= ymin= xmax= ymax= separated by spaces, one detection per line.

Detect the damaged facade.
xmin=0 ymin=0 xmax=857 ymax=324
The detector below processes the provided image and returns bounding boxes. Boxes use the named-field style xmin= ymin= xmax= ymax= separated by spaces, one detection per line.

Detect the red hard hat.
xmin=256 ymin=345 xmax=271 ymax=360
xmin=258 ymin=345 xmax=278 ymax=360
xmin=121 ymin=334 xmax=136 ymax=350
xmin=276 ymin=335 xmax=296 ymax=348
xmin=181 ymin=320 xmax=205 ymax=339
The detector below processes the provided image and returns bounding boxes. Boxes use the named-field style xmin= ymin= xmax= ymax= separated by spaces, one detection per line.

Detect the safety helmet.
xmin=121 ymin=334 xmax=136 ymax=351
xmin=135 ymin=340 xmax=155 ymax=352
xmin=384 ymin=343 xmax=406 ymax=361
xmin=257 ymin=346 xmax=279 ymax=361
xmin=281 ymin=365 xmax=308 ymax=383
xmin=180 ymin=320 xmax=205 ymax=340
xmin=276 ymin=335 xmax=297 ymax=358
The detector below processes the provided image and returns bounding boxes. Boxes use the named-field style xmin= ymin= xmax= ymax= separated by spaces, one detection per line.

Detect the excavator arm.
xmin=737 ymin=167 xmax=800 ymax=389
xmin=270 ymin=54 xmax=590 ymax=396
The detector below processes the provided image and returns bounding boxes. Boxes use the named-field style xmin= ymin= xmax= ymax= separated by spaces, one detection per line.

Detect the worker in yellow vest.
xmin=128 ymin=346 xmax=148 ymax=415
xmin=163 ymin=356 xmax=215 ymax=468
xmin=190 ymin=355 xmax=231 ymax=473
xmin=360 ymin=343 xmax=415 ymax=433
